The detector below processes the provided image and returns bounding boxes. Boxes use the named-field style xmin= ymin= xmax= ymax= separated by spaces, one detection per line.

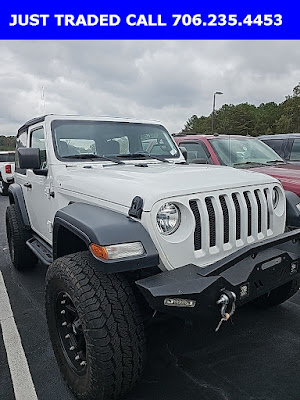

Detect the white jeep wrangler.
xmin=0 ymin=151 xmax=15 ymax=195
xmin=6 ymin=115 xmax=300 ymax=400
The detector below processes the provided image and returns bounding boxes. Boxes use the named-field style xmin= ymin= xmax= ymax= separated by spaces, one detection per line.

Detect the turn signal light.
xmin=90 ymin=244 xmax=109 ymax=260
xmin=90 ymin=242 xmax=145 ymax=261
xmin=5 ymin=165 xmax=11 ymax=174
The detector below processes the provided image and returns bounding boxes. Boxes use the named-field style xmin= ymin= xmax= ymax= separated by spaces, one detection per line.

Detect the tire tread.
xmin=46 ymin=251 xmax=146 ymax=400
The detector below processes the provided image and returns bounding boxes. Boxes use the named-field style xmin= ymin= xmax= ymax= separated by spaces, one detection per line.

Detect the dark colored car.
xmin=174 ymin=134 xmax=300 ymax=197
xmin=259 ymin=133 xmax=300 ymax=164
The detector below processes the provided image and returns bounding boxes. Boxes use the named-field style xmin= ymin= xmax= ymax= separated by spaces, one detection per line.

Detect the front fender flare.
xmin=285 ymin=191 xmax=300 ymax=228
xmin=53 ymin=202 xmax=159 ymax=273
xmin=8 ymin=183 xmax=31 ymax=230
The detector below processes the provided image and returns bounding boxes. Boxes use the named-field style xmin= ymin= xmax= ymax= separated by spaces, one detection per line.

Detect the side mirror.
xmin=179 ymin=146 xmax=187 ymax=161
xmin=18 ymin=148 xmax=41 ymax=170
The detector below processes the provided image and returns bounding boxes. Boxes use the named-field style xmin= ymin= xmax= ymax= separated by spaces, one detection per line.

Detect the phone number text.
xmin=171 ymin=14 xmax=282 ymax=27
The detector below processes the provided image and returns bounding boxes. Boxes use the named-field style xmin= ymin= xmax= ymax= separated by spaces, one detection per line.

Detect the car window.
xmin=15 ymin=131 xmax=27 ymax=173
xmin=31 ymin=128 xmax=47 ymax=169
xmin=290 ymin=139 xmax=300 ymax=161
xmin=261 ymin=139 xmax=284 ymax=156
xmin=179 ymin=142 xmax=210 ymax=163
xmin=209 ymin=138 xmax=284 ymax=167
xmin=0 ymin=153 xmax=15 ymax=162
xmin=51 ymin=120 xmax=179 ymax=160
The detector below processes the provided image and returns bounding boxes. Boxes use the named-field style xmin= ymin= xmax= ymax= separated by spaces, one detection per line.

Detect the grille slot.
xmin=189 ymin=200 xmax=201 ymax=250
xmin=264 ymin=189 xmax=270 ymax=229
xmin=243 ymin=192 xmax=252 ymax=236
xmin=232 ymin=193 xmax=241 ymax=240
xmin=219 ymin=195 xmax=229 ymax=244
xmin=254 ymin=190 xmax=262 ymax=233
xmin=205 ymin=197 xmax=216 ymax=247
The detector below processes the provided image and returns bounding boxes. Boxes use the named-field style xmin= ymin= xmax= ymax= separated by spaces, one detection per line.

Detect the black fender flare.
xmin=285 ymin=191 xmax=300 ymax=228
xmin=8 ymin=183 xmax=31 ymax=230
xmin=53 ymin=202 xmax=159 ymax=273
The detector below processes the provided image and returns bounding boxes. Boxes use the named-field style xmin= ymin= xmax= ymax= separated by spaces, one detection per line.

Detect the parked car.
xmin=6 ymin=115 xmax=300 ymax=400
xmin=0 ymin=151 xmax=15 ymax=195
xmin=174 ymin=134 xmax=300 ymax=199
xmin=259 ymin=133 xmax=300 ymax=164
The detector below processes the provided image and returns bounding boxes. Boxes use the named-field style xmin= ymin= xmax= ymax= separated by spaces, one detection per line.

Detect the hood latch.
xmin=128 ymin=196 xmax=144 ymax=219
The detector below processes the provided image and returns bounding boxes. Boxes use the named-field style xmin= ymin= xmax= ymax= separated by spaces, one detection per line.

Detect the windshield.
xmin=209 ymin=137 xmax=285 ymax=167
xmin=0 ymin=153 xmax=15 ymax=162
xmin=51 ymin=120 xmax=179 ymax=161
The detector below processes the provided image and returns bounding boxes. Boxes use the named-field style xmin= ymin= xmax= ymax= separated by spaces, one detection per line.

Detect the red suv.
xmin=174 ymin=134 xmax=300 ymax=198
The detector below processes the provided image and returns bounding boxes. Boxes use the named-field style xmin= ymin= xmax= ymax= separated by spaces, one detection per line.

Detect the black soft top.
xmin=17 ymin=115 xmax=52 ymax=136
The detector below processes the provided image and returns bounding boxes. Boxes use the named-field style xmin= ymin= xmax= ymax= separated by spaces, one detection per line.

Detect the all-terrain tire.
xmin=45 ymin=251 xmax=146 ymax=400
xmin=252 ymin=278 xmax=300 ymax=307
xmin=0 ymin=177 xmax=9 ymax=196
xmin=6 ymin=204 xmax=38 ymax=270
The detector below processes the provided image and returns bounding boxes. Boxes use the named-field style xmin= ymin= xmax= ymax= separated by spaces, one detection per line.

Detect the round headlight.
xmin=156 ymin=203 xmax=181 ymax=235
xmin=272 ymin=187 xmax=280 ymax=209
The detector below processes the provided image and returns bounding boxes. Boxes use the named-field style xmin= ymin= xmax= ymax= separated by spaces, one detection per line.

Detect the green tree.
xmin=183 ymin=115 xmax=211 ymax=134
xmin=276 ymin=96 xmax=300 ymax=133
xmin=0 ymin=136 xmax=16 ymax=151
xmin=215 ymin=103 xmax=257 ymax=135
xmin=182 ymin=83 xmax=300 ymax=136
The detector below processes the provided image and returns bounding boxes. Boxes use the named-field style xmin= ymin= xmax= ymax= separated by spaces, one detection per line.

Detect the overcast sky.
xmin=1 ymin=40 xmax=299 ymax=136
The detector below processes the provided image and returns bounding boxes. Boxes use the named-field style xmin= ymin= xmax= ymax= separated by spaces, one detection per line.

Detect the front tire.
xmin=252 ymin=279 xmax=300 ymax=307
xmin=6 ymin=204 xmax=38 ymax=270
xmin=45 ymin=251 xmax=146 ymax=400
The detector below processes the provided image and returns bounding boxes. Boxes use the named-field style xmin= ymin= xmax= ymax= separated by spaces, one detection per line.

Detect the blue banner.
xmin=0 ymin=0 xmax=299 ymax=39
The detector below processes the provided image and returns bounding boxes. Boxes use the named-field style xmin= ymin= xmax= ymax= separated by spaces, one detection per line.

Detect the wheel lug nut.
xmin=61 ymin=310 xmax=65 ymax=314
xmin=63 ymin=294 xmax=68 ymax=298
xmin=80 ymin=361 xmax=87 ymax=366
xmin=61 ymin=300 xmax=66 ymax=305
xmin=70 ymin=346 xmax=75 ymax=351
xmin=62 ymin=322 xmax=67 ymax=326
xmin=65 ymin=334 xmax=70 ymax=339
xmin=75 ymin=355 xmax=80 ymax=361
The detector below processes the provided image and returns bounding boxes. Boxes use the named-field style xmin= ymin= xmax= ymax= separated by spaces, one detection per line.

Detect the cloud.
xmin=0 ymin=40 xmax=300 ymax=135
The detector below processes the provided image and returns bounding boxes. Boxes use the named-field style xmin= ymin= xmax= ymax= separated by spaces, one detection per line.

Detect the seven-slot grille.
xmin=189 ymin=188 xmax=271 ymax=252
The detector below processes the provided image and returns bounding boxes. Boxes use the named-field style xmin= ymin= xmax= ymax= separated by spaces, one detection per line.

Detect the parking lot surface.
xmin=1 ymin=194 xmax=300 ymax=400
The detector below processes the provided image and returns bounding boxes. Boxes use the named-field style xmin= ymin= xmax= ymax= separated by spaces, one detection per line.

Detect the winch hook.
xmin=215 ymin=290 xmax=237 ymax=332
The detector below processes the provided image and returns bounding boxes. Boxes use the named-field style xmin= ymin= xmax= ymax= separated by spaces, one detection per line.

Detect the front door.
xmin=21 ymin=126 xmax=56 ymax=244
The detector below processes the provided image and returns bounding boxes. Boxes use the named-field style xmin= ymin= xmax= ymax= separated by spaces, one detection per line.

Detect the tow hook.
xmin=215 ymin=290 xmax=236 ymax=332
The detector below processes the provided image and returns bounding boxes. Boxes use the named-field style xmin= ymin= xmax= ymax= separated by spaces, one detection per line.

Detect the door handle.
xmin=24 ymin=182 xmax=32 ymax=188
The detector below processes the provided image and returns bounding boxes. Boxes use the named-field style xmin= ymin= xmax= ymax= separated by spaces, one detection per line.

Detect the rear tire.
xmin=0 ymin=177 xmax=9 ymax=196
xmin=6 ymin=204 xmax=38 ymax=270
xmin=45 ymin=251 xmax=146 ymax=400
xmin=252 ymin=279 xmax=300 ymax=307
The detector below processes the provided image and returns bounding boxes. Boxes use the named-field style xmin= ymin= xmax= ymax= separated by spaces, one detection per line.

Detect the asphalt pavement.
xmin=0 ymin=194 xmax=300 ymax=400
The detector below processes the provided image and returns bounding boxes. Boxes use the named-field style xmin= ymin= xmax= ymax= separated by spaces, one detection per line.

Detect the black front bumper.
xmin=136 ymin=229 xmax=300 ymax=319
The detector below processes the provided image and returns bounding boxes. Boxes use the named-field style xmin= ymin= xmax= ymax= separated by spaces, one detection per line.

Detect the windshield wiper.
xmin=61 ymin=153 xmax=125 ymax=164
xmin=232 ymin=161 xmax=267 ymax=167
xmin=116 ymin=153 xmax=170 ymax=163
xmin=265 ymin=160 xmax=286 ymax=165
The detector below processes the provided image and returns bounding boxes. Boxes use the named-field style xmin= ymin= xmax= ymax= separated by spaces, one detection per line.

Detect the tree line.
xmin=0 ymin=136 xmax=16 ymax=151
xmin=182 ymin=83 xmax=300 ymax=136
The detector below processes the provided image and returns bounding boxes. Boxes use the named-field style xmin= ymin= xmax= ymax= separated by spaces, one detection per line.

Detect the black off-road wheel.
xmin=0 ymin=177 xmax=9 ymax=196
xmin=6 ymin=204 xmax=38 ymax=270
xmin=45 ymin=251 xmax=146 ymax=400
xmin=252 ymin=278 xmax=300 ymax=307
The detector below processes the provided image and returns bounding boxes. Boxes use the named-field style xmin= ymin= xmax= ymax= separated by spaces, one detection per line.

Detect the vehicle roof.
xmin=258 ymin=133 xmax=300 ymax=139
xmin=174 ymin=133 xmax=255 ymax=140
xmin=17 ymin=114 xmax=163 ymax=136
